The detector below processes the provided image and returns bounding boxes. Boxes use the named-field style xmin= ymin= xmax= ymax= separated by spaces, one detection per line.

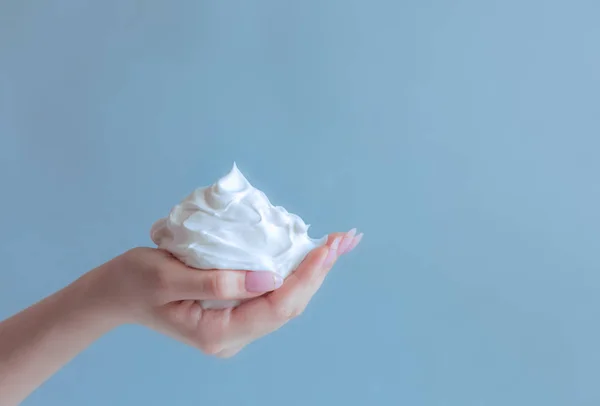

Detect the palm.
xmin=152 ymin=233 xmax=348 ymax=357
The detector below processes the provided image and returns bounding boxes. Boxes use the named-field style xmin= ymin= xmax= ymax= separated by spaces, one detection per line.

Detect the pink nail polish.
xmin=246 ymin=272 xmax=283 ymax=293
xmin=338 ymin=228 xmax=357 ymax=255
xmin=344 ymin=233 xmax=363 ymax=254
xmin=323 ymin=237 xmax=342 ymax=267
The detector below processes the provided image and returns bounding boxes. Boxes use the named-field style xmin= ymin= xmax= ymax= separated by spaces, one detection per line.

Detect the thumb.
xmin=166 ymin=268 xmax=284 ymax=301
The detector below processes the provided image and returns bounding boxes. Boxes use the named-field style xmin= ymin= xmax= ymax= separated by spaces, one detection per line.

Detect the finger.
xmin=343 ymin=232 xmax=363 ymax=254
xmin=336 ymin=228 xmax=356 ymax=254
xmin=266 ymin=235 xmax=342 ymax=317
xmin=326 ymin=232 xmax=346 ymax=245
xmin=226 ymin=231 xmax=351 ymax=344
xmin=163 ymin=267 xmax=284 ymax=302
xmin=152 ymin=301 xmax=236 ymax=356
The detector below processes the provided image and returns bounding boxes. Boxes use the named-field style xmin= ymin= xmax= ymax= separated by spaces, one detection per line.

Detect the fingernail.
xmin=338 ymin=228 xmax=357 ymax=255
xmin=323 ymin=236 xmax=342 ymax=267
xmin=246 ymin=272 xmax=283 ymax=293
xmin=345 ymin=233 xmax=363 ymax=254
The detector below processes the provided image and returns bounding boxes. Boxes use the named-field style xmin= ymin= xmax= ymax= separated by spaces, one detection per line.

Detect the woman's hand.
xmin=84 ymin=229 xmax=363 ymax=357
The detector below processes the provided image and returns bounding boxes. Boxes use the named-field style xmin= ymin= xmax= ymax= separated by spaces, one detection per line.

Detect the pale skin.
xmin=0 ymin=230 xmax=363 ymax=405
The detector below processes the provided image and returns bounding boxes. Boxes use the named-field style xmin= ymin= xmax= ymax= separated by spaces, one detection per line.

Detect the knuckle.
xmin=195 ymin=315 xmax=228 ymax=352
xmin=198 ymin=341 xmax=223 ymax=356
xmin=210 ymin=272 xmax=240 ymax=299
xmin=275 ymin=302 xmax=306 ymax=321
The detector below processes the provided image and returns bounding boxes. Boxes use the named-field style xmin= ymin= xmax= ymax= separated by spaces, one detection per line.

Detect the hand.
xmin=0 ymin=230 xmax=362 ymax=405
xmin=83 ymin=229 xmax=363 ymax=357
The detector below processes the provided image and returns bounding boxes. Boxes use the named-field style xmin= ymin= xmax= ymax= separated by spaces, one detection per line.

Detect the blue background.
xmin=1 ymin=1 xmax=599 ymax=405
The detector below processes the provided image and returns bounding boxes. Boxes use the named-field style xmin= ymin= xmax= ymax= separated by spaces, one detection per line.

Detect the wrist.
xmin=66 ymin=265 xmax=129 ymax=329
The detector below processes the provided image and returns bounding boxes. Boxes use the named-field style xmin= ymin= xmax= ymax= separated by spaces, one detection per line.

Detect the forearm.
xmin=0 ymin=273 xmax=119 ymax=405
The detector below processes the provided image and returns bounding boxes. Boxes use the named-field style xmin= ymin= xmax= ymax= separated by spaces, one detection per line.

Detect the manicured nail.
xmin=338 ymin=228 xmax=357 ymax=255
xmin=246 ymin=272 xmax=283 ymax=293
xmin=323 ymin=236 xmax=342 ymax=267
xmin=345 ymin=233 xmax=363 ymax=254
